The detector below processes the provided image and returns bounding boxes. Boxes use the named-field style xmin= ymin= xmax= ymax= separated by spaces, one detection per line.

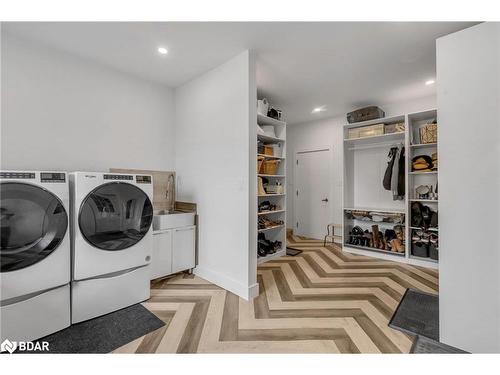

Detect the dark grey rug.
xmin=28 ymin=304 xmax=165 ymax=353
xmin=389 ymin=288 xmax=439 ymax=341
xmin=410 ymin=335 xmax=468 ymax=354
xmin=286 ymin=247 xmax=303 ymax=256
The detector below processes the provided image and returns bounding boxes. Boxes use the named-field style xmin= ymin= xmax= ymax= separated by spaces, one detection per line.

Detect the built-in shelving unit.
xmin=256 ymin=111 xmax=287 ymax=265
xmin=342 ymin=110 xmax=438 ymax=269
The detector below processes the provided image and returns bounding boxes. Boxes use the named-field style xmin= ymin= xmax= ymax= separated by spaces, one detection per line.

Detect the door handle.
xmin=321 ymin=198 xmax=329 ymax=202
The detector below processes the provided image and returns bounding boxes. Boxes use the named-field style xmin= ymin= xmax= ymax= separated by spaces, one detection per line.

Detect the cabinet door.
xmin=172 ymin=226 xmax=196 ymax=274
xmin=151 ymin=230 xmax=172 ymax=280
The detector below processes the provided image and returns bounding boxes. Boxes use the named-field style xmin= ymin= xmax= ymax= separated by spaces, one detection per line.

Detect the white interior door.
xmin=295 ymin=149 xmax=332 ymax=240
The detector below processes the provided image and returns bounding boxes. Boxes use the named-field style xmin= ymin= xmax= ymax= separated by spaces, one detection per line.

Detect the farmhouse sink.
xmin=153 ymin=211 xmax=195 ymax=231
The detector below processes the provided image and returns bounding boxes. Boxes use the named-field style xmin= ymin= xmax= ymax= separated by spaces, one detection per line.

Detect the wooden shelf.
xmin=257 ymin=248 xmax=287 ymax=264
xmin=258 ymin=210 xmax=285 ymax=216
xmin=343 ymin=243 xmax=405 ymax=257
xmin=257 ymin=113 xmax=286 ymax=127
xmin=258 ymin=133 xmax=285 ymax=143
xmin=258 ymin=153 xmax=285 ymax=160
xmin=258 ymin=224 xmax=285 ymax=233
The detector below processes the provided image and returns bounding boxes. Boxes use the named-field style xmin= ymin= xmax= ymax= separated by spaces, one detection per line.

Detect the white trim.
xmin=194 ymin=266 xmax=256 ymax=300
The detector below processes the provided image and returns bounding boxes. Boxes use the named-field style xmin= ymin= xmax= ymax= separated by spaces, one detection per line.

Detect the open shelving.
xmin=256 ymin=111 xmax=287 ymax=265
xmin=342 ymin=109 xmax=438 ymax=269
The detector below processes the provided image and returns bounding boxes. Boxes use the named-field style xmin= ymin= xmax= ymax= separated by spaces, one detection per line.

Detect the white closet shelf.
xmin=257 ymin=248 xmax=287 ymax=264
xmin=343 ymin=114 xmax=405 ymax=130
xmin=409 ymin=226 xmax=439 ymax=232
xmin=344 ymin=243 xmax=405 ymax=257
xmin=409 ymin=199 xmax=439 ymax=203
xmin=343 ymin=207 xmax=405 ymax=214
xmin=258 ymin=193 xmax=286 ymax=197
xmin=258 ymin=224 xmax=285 ymax=233
xmin=344 ymin=132 xmax=404 ymax=147
xmin=257 ymin=113 xmax=286 ymax=127
xmin=409 ymin=171 xmax=438 ymax=175
xmin=410 ymin=142 xmax=437 ymax=148
xmin=409 ymin=255 xmax=438 ymax=263
xmin=258 ymin=174 xmax=285 ymax=178
xmin=258 ymin=133 xmax=285 ymax=143
xmin=258 ymin=210 xmax=286 ymax=216
xmin=257 ymin=153 xmax=285 ymax=160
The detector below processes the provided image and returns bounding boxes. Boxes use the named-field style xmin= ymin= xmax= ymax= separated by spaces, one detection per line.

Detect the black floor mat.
xmin=25 ymin=304 xmax=164 ymax=353
xmin=286 ymin=247 xmax=303 ymax=256
xmin=389 ymin=288 xmax=439 ymax=341
xmin=410 ymin=335 xmax=468 ymax=354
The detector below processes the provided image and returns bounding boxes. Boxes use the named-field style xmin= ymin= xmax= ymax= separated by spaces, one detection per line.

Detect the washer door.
xmin=1 ymin=182 xmax=68 ymax=272
xmin=79 ymin=182 xmax=153 ymax=251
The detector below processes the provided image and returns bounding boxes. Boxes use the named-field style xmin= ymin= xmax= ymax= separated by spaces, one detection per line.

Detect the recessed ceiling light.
xmin=425 ymin=79 xmax=435 ymax=85
xmin=312 ymin=106 xmax=326 ymax=113
xmin=157 ymin=47 xmax=168 ymax=55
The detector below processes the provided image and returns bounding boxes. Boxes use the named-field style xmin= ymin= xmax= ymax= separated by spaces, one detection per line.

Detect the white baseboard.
xmin=194 ymin=266 xmax=257 ymax=300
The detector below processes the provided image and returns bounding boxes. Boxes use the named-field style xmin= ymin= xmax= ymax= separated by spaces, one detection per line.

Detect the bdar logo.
xmin=1 ymin=339 xmax=17 ymax=353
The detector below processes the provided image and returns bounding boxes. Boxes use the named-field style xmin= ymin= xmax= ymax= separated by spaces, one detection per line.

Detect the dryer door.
xmin=0 ymin=182 xmax=68 ymax=272
xmin=79 ymin=182 xmax=153 ymax=251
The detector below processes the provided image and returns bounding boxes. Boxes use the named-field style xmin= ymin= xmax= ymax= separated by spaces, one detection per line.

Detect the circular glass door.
xmin=1 ymin=182 xmax=68 ymax=272
xmin=79 ymin=182 xmax=153 ymax=251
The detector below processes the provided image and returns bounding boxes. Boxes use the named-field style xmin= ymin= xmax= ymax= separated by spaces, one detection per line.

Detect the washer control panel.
xmin=103 ymin=174 xmax=133 ymax=181
xmin=0 ymin=172 xmax=36 ymax=179
xmin=40 ymin=172 xmax=66 ymax=183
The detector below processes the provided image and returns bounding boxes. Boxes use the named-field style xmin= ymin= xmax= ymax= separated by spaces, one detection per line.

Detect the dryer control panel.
xmin=40 ymin=172 xmax=66 ymax=183
xmin=0 ymin=172 xmax=36 ymax=179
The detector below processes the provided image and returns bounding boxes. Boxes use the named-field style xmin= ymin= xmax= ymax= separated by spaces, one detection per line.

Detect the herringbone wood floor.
xmin=113 ymin=236 xmax=438 ymax=353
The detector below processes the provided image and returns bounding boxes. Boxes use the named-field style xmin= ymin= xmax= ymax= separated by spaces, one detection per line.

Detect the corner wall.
xmin=437 ymin=22 xmax=500 ymax=353
xmin=1 ymin=32 xmax=175 ymax=172
xmin=174 ymin=51 xmax=257 ymax=299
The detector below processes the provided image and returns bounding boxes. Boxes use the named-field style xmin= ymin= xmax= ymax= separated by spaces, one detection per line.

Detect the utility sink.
xmin=153 ymin=211 xmax=195 ymax=231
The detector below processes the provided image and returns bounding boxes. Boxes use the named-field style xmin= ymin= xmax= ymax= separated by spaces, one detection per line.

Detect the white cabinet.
xmin=151 ymin=230 xmax=172 ymax=280
xmin=172 ymin=226 xmax=196 ymax=274
xmin=151 ymin=225 xmax=196 ymax=280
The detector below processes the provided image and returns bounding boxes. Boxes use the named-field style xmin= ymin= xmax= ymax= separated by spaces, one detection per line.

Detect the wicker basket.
xmin=420 ymin=122 xmax=437 ymax=144
xmin=257 ymin=156 xmax=265 ymax=173
xmin=261 ymin=160 xmax=280 ymax=175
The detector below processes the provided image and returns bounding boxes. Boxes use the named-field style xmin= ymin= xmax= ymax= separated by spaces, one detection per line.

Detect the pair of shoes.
xmin=257 ymin=233 xmax=282 ymax=257
xmin=258 ymin=200 xmax=277 ymax=212
xmin=258 ymin=217 xmax=284 ymax=229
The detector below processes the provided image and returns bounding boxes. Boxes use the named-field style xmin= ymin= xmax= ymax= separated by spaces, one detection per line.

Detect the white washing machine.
xmin=70 ymin=172 xmax=153 ymax=323
xmin=0 ymin=171 xmax=71 ymax=343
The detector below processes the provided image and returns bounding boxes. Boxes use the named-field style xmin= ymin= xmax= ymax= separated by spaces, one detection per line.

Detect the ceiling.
xmin=2 ymin=22 xmax=476 ymax=124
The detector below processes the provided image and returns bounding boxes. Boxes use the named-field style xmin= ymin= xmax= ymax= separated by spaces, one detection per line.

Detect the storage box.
xmin=262 ymin=145 xmax=273 ymax=156
xmin=348 ymin=124 xmax=384 ymax=139
xmin=429 ymin=244 xmax=439 ymax=260
xmin=420 ymin=122 xmax=437 ymax=144
xmin=261 ymin=160 xmax=280 ymax=175
xmin=384 ymin=122 xmax=405 ymax=134
xmin=257 ymin=156 xmax=265 ymax=173
xmin=411 ymin=242 xmax=429 ymax=258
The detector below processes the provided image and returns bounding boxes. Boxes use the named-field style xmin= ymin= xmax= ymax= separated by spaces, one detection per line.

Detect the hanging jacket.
xmin=391 ymin=146 xmax=401 ymax=199
xmin=397 ymin=146 xmax=405 ymax=197
xmin=383 ymin=147 xmax=398 ymax=191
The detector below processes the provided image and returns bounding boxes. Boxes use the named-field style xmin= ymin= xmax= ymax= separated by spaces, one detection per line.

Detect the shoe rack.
xmin=256 ymin=113 xmax=287 ymax=264
xmin=342 ymin=109 xmax=438 ymax=269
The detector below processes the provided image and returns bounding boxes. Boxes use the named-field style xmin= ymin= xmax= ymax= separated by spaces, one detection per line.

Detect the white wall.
xmin=174 ymin=51 xmax=257 ymax=300
xmin=286 ymin=96 xmax=437 ymax=230
xmin=437 ymin=23 xmax=500 ymax=353
xmin=1 ymin=33 xmax=175 ymax=172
